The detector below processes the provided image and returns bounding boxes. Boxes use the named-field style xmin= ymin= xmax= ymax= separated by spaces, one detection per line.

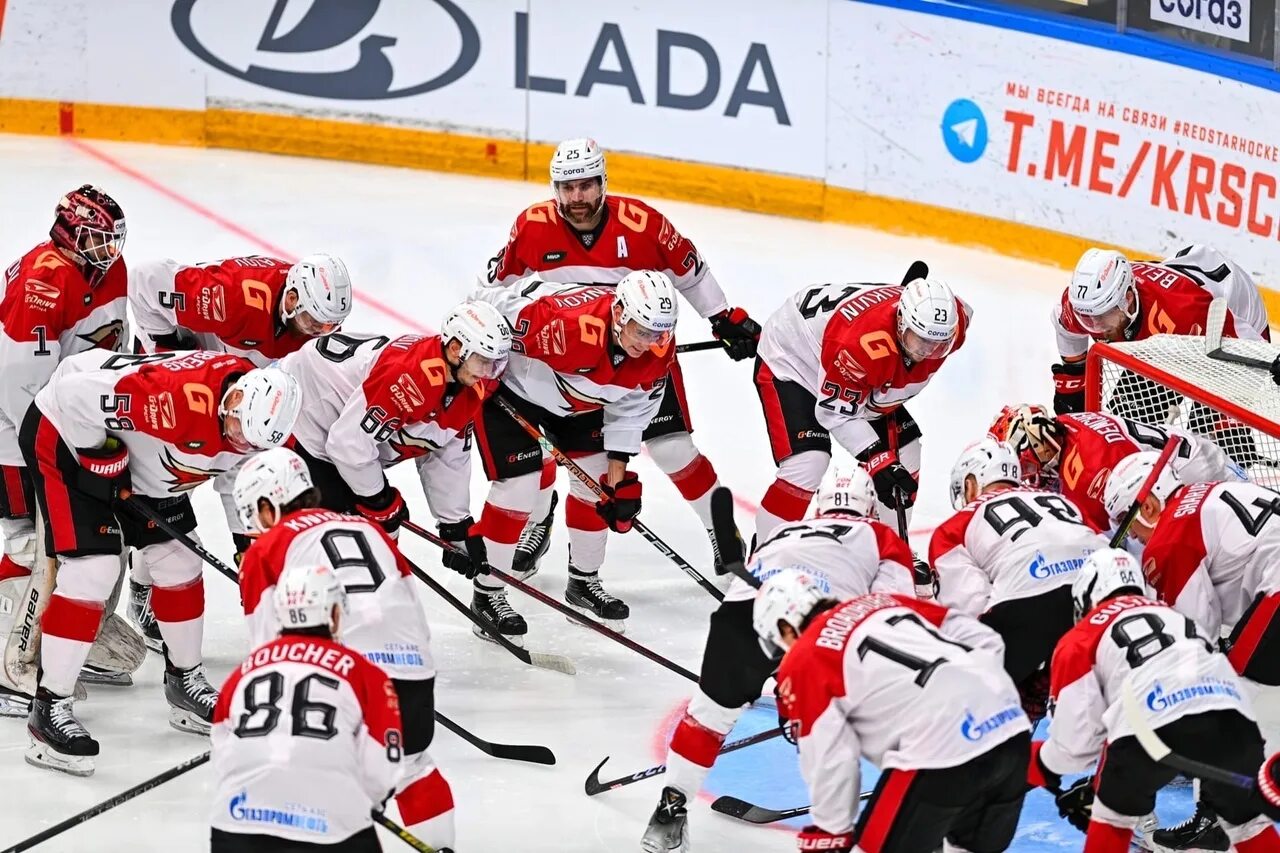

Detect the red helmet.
xmin=50 ymin=185 xmax=126 ymax=271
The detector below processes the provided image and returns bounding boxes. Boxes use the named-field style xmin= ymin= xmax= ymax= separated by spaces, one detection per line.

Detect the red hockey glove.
xmin=77 ymin=437 xmax=131 ymax=504
xmin=355 ymin=484 xmax=409 ymax=534
xmin=796 ymin=825 xmax=853 ymax=851
xmin=864 ymin=448 xmax=917 ymax=510
xmin=709 ymin=307 xmax=761 ymax=361
xmin=438 ymin=516 xmax=490 ymax=580
xmin=1051 ymin=360 xmax=1086 ymax=414
xmin=596 ymin=472 xmax=642 ymax=533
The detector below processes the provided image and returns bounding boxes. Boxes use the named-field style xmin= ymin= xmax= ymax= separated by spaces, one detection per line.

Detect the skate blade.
xmin=0 ymin=694 xmax=31 ymax=717
xmin=26 ymin=740 xmax=94 ymax=777
xmin=470 ymin=622 xmax=525 ymax=648
xmin=510 ymin=564 xmax=540 ymax=582
xmin=564 ymin=602 xmax=628 ymax=635
xmin=168 ymin=707 xmax=212 ymax=736
xmin=640 ymin=823 xmax=690 ymax=853
xmin=78 ymin=668 xmax=133 ymax=687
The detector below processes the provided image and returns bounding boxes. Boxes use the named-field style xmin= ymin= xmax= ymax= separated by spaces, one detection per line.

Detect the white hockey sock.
xmin=666 ymin=692 xmax=743 ymax=797
xmin=646 ymin=434 xmax=719 ymax=527
xmin=39 ymin=595 xmax=103 ymax=696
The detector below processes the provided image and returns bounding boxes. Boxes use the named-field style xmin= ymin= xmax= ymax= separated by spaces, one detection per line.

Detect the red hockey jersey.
xmin=758 ymin=282 xmax=972 ymax=456
xmin=484 ymin=194 xmax=729 ymax=318
xmin=776 ymin=593 xmax=1025 ymax=835
xmin=471 ymin=280 xmax=673 ymax=455
xmin=1142 ymin=481 xmax=1280 ymax=640
xmin=131 ymin=256 xmax=311 ymax=367
xmin=211 ymin=634 xmax=404 ymax=844
xmin=279 ymin=333 xmax=492 ymax=516
xmin=0 ymin=242 xmax=127 ymax=465
xmin=1052 ymin=245 xmax=1267 ymax=359
xmin=239 ymin=508 xmax=434 ymax=681
xmin=33 ymin=349 xmax=256 ymax=497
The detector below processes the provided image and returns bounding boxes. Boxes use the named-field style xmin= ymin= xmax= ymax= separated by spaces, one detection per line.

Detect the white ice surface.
xmin=0 ymin=134 xmax=1069 ymax=852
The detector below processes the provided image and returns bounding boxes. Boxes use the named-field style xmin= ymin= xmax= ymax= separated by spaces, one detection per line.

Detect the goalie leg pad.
xmin=3 ymin=504 xmax=56 ymax=696
xmin=85 ymin=612 xmax=146 ymax=675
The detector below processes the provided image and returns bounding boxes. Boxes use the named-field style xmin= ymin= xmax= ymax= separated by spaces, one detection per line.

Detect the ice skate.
xmin=512 ymin=491 xmax=557 ymax=581
xmin=164 ymin=662 xmax=217 ymax=735
xmin=640 ymin=786 xmax=690 ymax=852
xmin=471 ymin=587 xmax=528 ymax=647
xmin=1147 ymin=802 xmax=1228 ymax=852
xmin=565 ymin=566 xmax=629 ymax=633
xmin=26 ymin=688 xmax=98 ymax=777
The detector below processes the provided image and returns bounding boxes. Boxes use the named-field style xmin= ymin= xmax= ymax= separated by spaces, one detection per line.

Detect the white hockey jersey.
xmin=725 ymin=515 xmax=916 ymax=604
xmin=0 ymin=243 xmax=127 ymax=465
xmin=1142 ymin=481 xmax=1280 ymax=640
xmin=32 ymin=349 xmax=256 ymax=498
xmin=1052 ymin=245 xmax=1268 ymax=359
xmin=130 ymin=256 xmax=311 ymax=368
xmin=484 ymin=194 xmax=729 ymax=318
xmin=239 ymin=509 xmax=434 ymax=681
xmin=277 ymin=333 xmax=492 ymax=519
xmin=211 ymin=635 xmax=404 ymax=844
xmin=776 ymin=593 xmax=1028 ymax=835
xmin=930 ymin=487 xmax=1109 ymax=617
xmin=469 ymin=279 xmax=672 ymax=455
xmin=757 ymin=283 xmax=972 ymax=455
xmin=1039 ymin=594 xmax=1250 ymax=776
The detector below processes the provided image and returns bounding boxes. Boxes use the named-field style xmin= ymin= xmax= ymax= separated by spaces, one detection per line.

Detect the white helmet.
xmin=233 ymin=447 xmax=315 ymax=534
xmin=549 ymin=137 xmax=607 ymax=194
xmin=897 ymin=277 xmax=959 ymax=362
xmin=1103 ymin=450 xmax=1181 ymax=524
xmin=273 ymin=563 xmax=349 ymax=634
xmin=284 ymin=253 xmax=353 ymax=327
xmin=222 ymin=367 xmax=302 ymax=450
xmin=441 ymin=301 xmax=513 ymax=379
xmin=1069 ymin=249 xmax=1137 ymax=336
xmin=949 ymin=437 xmax=1021 ymax=509
xmin=1071 ymin=548 xmax=1148 ymax=620
xmin=814 ymin=464 xmax=876 ymax=518
xmin=752 ymin=568 xmax=826 ymax=658
xmin=615 ymin=270 xmax=678 ymax=343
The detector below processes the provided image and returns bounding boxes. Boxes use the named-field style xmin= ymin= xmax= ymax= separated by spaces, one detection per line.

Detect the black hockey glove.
xmin=150 ymin=327 xmax=199 ymax=352
xmin=354 ymin=482 xmax=409 ymax=535
xmin=1051 ymin=361 xmax=1086 ymax=414
xmin=77 ymin=437 xmax=131 ymax=504
xmin=596 ymin=472 xmax=642 ymax=533
xmin=912 ymin=557 xmax=938 ymax=601
xmin=1054 ymin=776 xmax=1095 ymax=833
xmin=1271 ymin=355 xmax=1280 ymax=387
xmin=438 ymin=516 xmax=490 ymax=580
xmin=709 ymin=308 xmax=761 ymax=361
xmin=863 ymin=448 xmax=917 ymax=510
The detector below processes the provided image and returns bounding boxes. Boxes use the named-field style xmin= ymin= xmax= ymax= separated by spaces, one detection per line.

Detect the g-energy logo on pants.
xmin=171 ymin=0 xmax=480 ymax=99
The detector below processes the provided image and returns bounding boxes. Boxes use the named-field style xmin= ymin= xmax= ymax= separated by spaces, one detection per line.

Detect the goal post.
xmin=1086 ymin=334 xmax=1280 ymax=478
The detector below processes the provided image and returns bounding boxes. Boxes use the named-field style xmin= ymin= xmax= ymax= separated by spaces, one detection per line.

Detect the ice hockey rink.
xmin=0 ymin=133 xmax=1207 ymax=852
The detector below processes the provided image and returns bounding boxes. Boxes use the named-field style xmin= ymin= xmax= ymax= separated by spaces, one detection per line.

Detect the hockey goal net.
xmin=1086 ymin=334 xmax=1280 ymax=482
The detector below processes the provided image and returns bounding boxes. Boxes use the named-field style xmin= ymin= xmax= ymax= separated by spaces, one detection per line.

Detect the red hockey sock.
xmin=1236 ymin=825 xmax=1280 ymax=852
xmin=1083 ymin=820 xmax=1134 ymax=853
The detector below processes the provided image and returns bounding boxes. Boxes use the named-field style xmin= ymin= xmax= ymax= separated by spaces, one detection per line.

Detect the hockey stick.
xmin=493 ymin=396 xmax=723 ymax=602
xmin=1108 ymin=434 xmax=1182 ymax=549
xmin=0 ymin=750 xmax=211 ymax=853
xmin=710 ymin=790 xmax=874 ymax=824
xmin=397 ymin=542 xmax=576 ymax=676
xmin=1120 ymin=676 xmax=1257 ymax=791
xmin=435 ymin=710 xmax=556 ymax=765
xmin=402 ymin=521 xmax=696 ymax=683
xmin=885 ymin=419 xmax=910 ymax=544
xmin=675 ymin=340 xmax=722 ymax=354
xmin=585 ymin=727 xmax=784 ymax=795
xmin=118 ymin=494 xmax=238 ymax=584
xmin=1205 ymin=298 xmax=1274 ymax=370
xmin=709 ymin=487 xmax=759 ymax=589
xmin=371 ymin=811 xmax=438 ymax=852
xmin=901 ymin=260 xmax=929 ymax=286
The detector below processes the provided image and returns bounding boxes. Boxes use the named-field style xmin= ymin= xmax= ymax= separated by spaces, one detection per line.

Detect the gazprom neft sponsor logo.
xmin=747 ymin=561 xmax=832 ymax=595
xmin=1028 ymin=553 xmax=1087 ymax=580
xmin=1146 ymin=678 xmax=1242 ymax=712
xmin=229 ymin=792 xmax=329 ymax=834
xmin=1150 ymin=0 xmax=1249 ymax=43
xmin=366 ymin=643 xmax=425 ymax=668
xmin=960 ymin=704 xmax=1025 ymax=742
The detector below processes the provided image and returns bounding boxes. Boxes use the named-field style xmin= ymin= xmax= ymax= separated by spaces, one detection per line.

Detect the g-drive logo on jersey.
xmin=1146 ymin=678 xmax=1242 ymax=712
xmin=960 ymin=704 xmax=1025 ymax=742
xmin=229 ymin=791 xmax=329 ymax=834
xmin=171 ymin=0 xmax=480 ymax=100
xmin=1028 ymin=552 xmax=1087 ymax=580
xmin=941 ymin=99 xmax=989 ymax=164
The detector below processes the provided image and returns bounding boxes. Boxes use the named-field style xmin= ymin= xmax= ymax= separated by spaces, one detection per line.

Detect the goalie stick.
xmin=585 ymin=727 xmax=784 ymax=795
xmin=710 ymin=790 xmax=874 ymax=825
xmin=402 ymin=521 xmax=697 ymax=682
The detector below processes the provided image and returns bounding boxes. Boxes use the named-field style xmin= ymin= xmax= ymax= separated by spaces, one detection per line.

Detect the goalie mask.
xmin=989 ymin=404 xmax=1063 ymax=487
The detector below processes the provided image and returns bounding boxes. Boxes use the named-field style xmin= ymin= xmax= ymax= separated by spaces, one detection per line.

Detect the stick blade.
xmin=710 ymin=795 xmax=807 ymax=824
xmin=528 ymin=651 xmax=577 ymax=676
xmin=900 ymin=260 xmax=929 ymax=286
xmin=1206 ymin=297 xmax=1228 ymax=356
xmin=710 ymin=487 xmax=753 ymax=586
xmin=584 ymin=757 xmax=611 ymax=795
